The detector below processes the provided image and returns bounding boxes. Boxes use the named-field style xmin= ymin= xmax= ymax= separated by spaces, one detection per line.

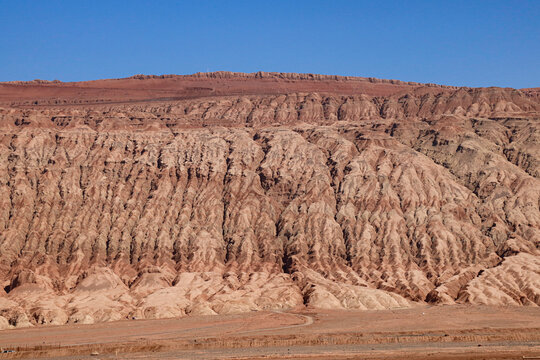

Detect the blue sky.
xmin=0 ymin=0 xmax=538 ymax=87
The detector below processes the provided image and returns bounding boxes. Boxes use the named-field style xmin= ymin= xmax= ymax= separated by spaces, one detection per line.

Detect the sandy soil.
xmin=0 ymin=305 xmax=538 ymax=359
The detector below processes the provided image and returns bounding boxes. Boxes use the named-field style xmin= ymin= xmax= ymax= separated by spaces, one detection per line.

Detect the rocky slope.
xmin=0 ymin=73 xmax=538 ymax=328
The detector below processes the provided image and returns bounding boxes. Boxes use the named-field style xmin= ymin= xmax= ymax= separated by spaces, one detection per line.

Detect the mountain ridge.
xmin=0 ymin=72 xmax=538 ymax=329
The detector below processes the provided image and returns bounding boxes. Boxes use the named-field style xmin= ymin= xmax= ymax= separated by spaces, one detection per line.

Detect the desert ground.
xmin=0 ymin=305 xmax=538 ymax=359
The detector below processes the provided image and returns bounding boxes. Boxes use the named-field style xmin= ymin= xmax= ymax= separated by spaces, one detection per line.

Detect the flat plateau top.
xmin=0 ymin=72 xmax=463 ymax=107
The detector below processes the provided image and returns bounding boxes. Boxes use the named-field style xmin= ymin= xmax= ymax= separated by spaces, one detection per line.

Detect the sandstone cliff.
xmin=0 ymin=73 xmax=538 ymax=328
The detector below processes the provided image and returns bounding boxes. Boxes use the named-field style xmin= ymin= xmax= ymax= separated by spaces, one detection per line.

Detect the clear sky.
xmin=1 ymin=0 xmax=538 ymax=87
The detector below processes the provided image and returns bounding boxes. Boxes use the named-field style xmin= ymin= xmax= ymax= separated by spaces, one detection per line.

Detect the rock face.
xmin=0 ymin=72 xmax=539 ymax=327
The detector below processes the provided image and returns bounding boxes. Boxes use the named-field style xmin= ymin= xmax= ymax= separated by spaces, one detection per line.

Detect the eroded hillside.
xmin=0 ymin=73 xmax=538 ymax=328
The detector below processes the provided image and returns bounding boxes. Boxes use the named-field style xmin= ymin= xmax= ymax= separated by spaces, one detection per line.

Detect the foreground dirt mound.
xmin=0 ymin=72 xmax=538 ymax=328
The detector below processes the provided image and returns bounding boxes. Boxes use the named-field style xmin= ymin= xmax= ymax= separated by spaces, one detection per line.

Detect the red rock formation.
xmin=0 ymin=73 xmax=538 ymax=328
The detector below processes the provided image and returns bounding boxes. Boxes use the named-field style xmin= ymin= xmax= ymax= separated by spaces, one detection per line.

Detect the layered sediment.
xmin=0 ymin=73 xmax=538 ymax=328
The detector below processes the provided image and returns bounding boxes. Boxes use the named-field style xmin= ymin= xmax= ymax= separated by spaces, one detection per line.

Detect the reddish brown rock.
xmin=0 ymin=73 xmax=538 ymax=328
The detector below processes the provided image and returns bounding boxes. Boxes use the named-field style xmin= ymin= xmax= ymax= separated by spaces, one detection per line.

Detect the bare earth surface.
xmin=0 ymin=306 xmax=538 ymax=359
xmin=0 ymin=72 xmax=539 ymax=357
